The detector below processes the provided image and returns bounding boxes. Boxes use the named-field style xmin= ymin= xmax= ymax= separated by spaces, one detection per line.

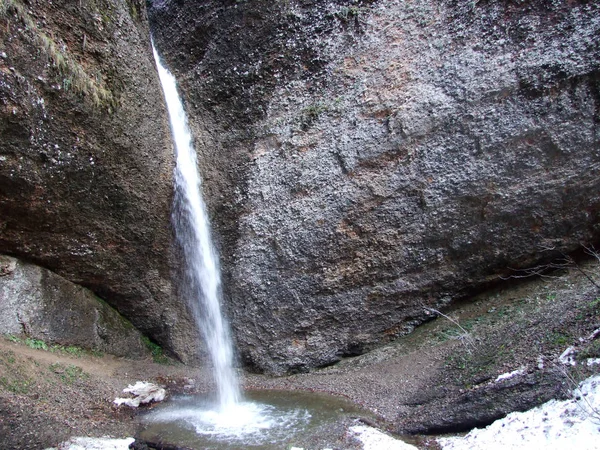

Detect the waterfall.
xmin=152 ymin=44 xmax=241 ymax=410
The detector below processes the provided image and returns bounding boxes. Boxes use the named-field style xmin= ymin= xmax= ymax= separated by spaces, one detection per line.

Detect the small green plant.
xmin=63 ymin=345 xmax=85 ymax=358
xmin=337 ymin=6 xmax=362 ymax=22
xmin=91 ymin=349 xmax=104 ymax=358
xmin=24 ymin=338 xmax=48 ymax=351
xmin=126 ymin=0 xmax=139 ymax=20
xmin=49 ymin=363 xmax=88 ymax=384
xmin=549 ymin=332 xmax=570 ymax=347
xmin=300 ymin=102 xmax=329 ymax=130
xmin=7 ymin=335 xmax=21 ymax=343
xmin=0 ymin=375 xmax=31 ymax=394
xmin=142 ymin=336 xmax=169 ymax=364
xmin=577 ymin=340 xmax=600 ymax=360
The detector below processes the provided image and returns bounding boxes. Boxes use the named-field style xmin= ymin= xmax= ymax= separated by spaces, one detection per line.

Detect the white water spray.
xmin=152 ymin=44 xmax=241 ymax=409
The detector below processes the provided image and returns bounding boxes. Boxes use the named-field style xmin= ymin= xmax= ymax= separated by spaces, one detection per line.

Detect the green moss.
xmin=94 ymin=295 xmax=136 ymax=330
xmin=142 ymin=336 xmax=170 ymax=364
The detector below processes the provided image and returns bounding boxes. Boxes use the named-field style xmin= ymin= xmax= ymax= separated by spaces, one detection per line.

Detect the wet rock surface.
xmin=0 ymin=0 xmax=198 ymax=359
xmin=150 ymin=0 xmax=600 ymax=373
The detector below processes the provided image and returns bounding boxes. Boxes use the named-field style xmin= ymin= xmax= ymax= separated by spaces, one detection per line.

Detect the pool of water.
xmin=137 ymin=390 xmax=372 ymax=449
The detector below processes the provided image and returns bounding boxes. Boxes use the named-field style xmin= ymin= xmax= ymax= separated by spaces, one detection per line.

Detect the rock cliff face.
xmin=0 ymin=0 xmax=198 ymax=359
xmin=151 ymin=0 xmax=600 ymax=374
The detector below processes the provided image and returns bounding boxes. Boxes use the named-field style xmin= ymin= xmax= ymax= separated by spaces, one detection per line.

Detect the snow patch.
xmin=349 ymin=425 xmax=418 ymax=450
xmin=495 ymin=368 xmax=525 ymax=382
xmin=559 ymin=346 xmax=577 ymax=366
xmin=45 ymin=437 xmax=134 ymax=450
xmin=438 ymin=374 xmax=600 ymax=450
xmin=113 ymin=381 xmax=165 ymax=407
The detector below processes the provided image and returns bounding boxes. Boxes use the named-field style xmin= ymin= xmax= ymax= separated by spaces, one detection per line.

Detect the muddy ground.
xmin=1 ymin=258 xmax=599 ymax=449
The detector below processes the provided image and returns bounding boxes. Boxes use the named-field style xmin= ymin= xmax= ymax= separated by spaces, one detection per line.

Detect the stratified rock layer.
xmin=151 ymin=0 xmax=600 ymax=374
xmin=0 ymin=0 xmax=198 ymax=360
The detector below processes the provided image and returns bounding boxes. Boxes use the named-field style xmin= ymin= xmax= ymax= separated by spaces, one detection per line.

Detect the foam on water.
xmin=144 ymin=397 xmax=311 ymax=445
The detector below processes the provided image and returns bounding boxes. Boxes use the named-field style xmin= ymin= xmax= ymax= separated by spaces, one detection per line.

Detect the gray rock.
xmin=0 ymin=255 xmax=149 ymax=357
xmin=151 ymin=0 xmax=600 ymax=374
xmin=396 ymin=371 xmax=567 ymax=434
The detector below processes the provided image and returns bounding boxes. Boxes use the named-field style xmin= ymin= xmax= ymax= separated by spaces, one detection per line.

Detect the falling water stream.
xmin=149 ymin=45 xmax=372 ymax=448
xmin=152 ymin=44 xmax=241 ymax=410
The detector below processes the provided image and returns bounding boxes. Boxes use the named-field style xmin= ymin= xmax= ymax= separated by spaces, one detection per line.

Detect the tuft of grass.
xmin=426 ymin=307 xmax=477 ymax=353
xmin=2 ymin=351 xmax=16 ymax=364
xmin=1 ymin=0 xmax=115 ymax=108
xmin=300 ymin=102 xmax=329 ymax=130
xmin=49 ymin=362 xmax=88 ymax=384
xmin=0 ymin=375 xmax=32 ymax=394
xmin=4 ymin=335 xmax=93 ymax=358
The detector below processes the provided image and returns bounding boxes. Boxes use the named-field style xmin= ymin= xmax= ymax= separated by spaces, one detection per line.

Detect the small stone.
xmin=0 ymin=52 xmax=7 ymax=59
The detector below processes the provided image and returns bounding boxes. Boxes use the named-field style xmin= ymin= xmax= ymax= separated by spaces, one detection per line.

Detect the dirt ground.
xmin=1 ymin=258 xmax=599 ymax=449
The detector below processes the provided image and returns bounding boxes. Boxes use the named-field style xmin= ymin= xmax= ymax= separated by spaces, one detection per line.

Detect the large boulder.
xmin=0 ymin=255 xmax=149 ymax=358
xmin=0 ymin=0 xmax=198 ymax=360
xmin=151 ymin=0 xmax=600 ymax=374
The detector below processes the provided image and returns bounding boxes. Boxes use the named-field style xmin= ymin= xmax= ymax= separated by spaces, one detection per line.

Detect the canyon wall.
xmin=151 ymin=0 xmax=600 ymax=373
xmin=0 ymin=0 xmax=198 ymax=359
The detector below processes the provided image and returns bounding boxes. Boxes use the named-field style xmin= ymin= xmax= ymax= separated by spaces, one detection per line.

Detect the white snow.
xmin=438 ymin=374 xmax=600 ymax=450
xmin=46 ymin=437 xmax=134 ymax=450
xmin=113 ymin=381 xmax=166 ymax=407
xmin=495 ymin=368 xmax=525 ymax=382
xmin=349 ymin=425 xmax=418 ymax=450
xmin=559 ymin=346 xmax=577 ymax=366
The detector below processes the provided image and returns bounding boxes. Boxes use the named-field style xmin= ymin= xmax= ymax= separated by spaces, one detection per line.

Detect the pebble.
xmin=0 ymin=52 xmax=7 ymax=59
